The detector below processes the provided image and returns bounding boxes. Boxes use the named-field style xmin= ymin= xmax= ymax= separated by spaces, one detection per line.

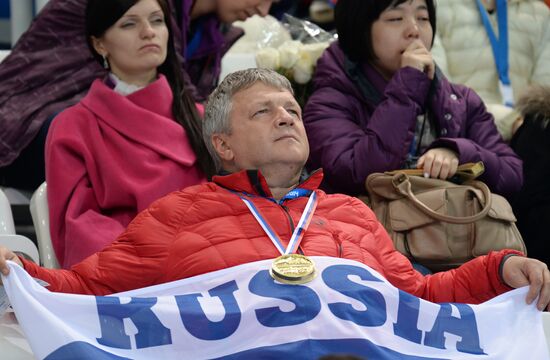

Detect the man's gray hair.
xmin=203 ymin=68 xmax=295 ymax=172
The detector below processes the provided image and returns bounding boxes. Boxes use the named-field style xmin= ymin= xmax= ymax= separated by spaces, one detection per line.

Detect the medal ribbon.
xmin=237 ymin=190 xmax=318 ymax=255
xmin=475 ymin=0 xmax=514 ymax=107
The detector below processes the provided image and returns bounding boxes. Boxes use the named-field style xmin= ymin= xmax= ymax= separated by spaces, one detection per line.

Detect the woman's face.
xmin=92 ymin=0 xmax=169 ymax=85
xmin=215 ymin=0 xmax=275 ymax=22
xmin=370 ymin=0 xmax=433 ymax=79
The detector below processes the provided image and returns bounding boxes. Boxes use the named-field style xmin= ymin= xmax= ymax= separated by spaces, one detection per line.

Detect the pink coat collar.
xmin=81 ymin=75 xmax=196 ymax=166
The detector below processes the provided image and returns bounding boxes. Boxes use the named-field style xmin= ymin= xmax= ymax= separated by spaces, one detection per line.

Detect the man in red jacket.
xmin=1 ymin=68 xmax=549 ymax=310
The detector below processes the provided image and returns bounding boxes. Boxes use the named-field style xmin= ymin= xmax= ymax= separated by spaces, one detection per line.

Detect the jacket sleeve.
xmin=21 ymin=190 xmax=195 ymax=295
xmin=427 ymin=86 xmax=523 ymax=198
xmin=180 ymin=5 xmax=242 ymax=102
xmin=415 ymin=250 xmax=523 ymax=303
xmin=304 ymin=68 xmax=431 ymax=195
xmin=21 ymin=210 xmax=157 ymax=295
xmin=45 ymin=112 xmax=126 ymax=268
xmin=352 ymin=199 xmax=519 ymax=303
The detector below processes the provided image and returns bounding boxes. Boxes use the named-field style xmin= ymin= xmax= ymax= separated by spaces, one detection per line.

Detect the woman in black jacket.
xmin=511 ymin=85 xmax=550 ymax=266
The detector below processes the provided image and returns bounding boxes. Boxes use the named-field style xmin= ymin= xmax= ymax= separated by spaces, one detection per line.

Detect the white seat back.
xmin=29 ymin=182 xmax=59 ymax=269
xmin=0 ymin=50 xmax=10 ymax=64
xmin=0 ymin=234 xmax=40 ymax=264
xmin=0 ymin=188 xmax=16 ymax=235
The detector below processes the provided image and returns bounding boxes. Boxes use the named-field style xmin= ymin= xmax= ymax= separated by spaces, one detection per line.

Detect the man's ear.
xmin=212 ymin=134 xmax=234 ymax=162
xmin=91 ymin=36 xmax=106 ymax=57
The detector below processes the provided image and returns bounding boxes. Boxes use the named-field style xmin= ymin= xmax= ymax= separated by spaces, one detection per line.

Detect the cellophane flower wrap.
xmin=255 ymin=15 xmax=336 ymax=108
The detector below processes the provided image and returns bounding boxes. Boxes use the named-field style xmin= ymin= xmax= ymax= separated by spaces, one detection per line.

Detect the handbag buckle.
xmin=391 ymin=173 xmax=410 ymax=196
xmin=392 ymin=173 xmax=407 ymax=186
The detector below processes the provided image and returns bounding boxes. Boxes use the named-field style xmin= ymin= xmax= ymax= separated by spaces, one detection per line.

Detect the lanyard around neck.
xmin=236 ymin=190 xmax=318 ymax=255
xmin=475 ymin=0 xmax=514 ymax=107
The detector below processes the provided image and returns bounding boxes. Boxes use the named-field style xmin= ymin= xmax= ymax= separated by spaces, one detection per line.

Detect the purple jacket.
xmin=0 ymin=0 xmax=240 ymax=167
xmin=303 ymin=42 xmax=523 ymax=198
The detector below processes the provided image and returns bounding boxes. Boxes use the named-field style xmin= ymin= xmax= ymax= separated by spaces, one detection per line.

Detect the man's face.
xmin=216 ymin=82 xmax=309 ymax=173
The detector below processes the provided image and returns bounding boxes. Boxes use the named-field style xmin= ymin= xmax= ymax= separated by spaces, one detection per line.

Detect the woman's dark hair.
xmin=85 ymin=0 xmax=215 ymax=177
xmin=335 ymin=0 xmax=437 ymax=62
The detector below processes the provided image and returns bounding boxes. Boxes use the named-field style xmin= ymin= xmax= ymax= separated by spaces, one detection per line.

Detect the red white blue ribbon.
xmin=238 ymin=190 xmax=318 ymax=255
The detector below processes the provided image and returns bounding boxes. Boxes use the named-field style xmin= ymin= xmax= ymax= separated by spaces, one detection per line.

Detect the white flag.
xmin=3 ymin=257 xmax=549 ymax=359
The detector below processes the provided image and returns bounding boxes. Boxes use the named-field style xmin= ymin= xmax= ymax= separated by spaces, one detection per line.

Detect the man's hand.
xmin=502 ymin=256 xmax=550 ymax=311
xmin=401 ymin=40 xmax=435 ymax=79
xmin=0 ymin=246 xmax=23 ymax=279
xmin=417 ymin=147 xmax=459 ymax=179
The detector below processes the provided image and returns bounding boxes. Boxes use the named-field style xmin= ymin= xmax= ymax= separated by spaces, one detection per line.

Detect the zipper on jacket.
xmin=280 ymin=204 xmax=296 ymax=234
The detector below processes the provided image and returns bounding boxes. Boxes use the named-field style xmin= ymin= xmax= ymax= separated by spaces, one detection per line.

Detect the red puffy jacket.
xmin=23 ymin=170 xmax=518 ymax=301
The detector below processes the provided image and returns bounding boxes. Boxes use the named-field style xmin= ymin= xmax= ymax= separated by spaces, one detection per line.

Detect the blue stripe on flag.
xmin=45 ymin=342 xmax=132 ymax=360
xmin=214 ymin=338 xmax=449 ymax=360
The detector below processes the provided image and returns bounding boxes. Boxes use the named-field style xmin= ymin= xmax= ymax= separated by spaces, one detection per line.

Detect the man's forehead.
xmin=233 ymin=83 xmax=295 ymax=104
xmin=237 ymin=82 xmax=291 ymax=96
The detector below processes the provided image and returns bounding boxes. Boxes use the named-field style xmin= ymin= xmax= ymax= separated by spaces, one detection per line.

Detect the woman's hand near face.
xmin=417 ymin=147 xmax=459 ymax=179
xmin=401 ymin=40 xmax=435 ymax=79
xmin=0 ymin=246 xmax=23 ymax=279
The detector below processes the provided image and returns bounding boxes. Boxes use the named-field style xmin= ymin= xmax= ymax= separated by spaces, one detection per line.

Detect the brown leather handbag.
xmin=365 ymin=163 xmax=526 ymax=271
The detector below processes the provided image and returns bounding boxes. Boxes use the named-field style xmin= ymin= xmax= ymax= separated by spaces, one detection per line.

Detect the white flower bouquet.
xmin=254 ymin=15 xmax=335 ymax=108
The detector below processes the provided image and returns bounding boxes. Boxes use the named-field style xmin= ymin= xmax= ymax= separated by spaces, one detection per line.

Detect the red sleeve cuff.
xmin=493 ymin=249 xmax=526 ymax=291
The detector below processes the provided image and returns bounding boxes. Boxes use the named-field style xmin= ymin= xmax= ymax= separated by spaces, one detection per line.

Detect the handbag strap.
xmin=385 ymin=162 xmax=486 ymax=182
xmin=391 ymin=173 xmax=492 ymax=224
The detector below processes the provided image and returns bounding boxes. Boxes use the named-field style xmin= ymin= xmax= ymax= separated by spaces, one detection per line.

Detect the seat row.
xmin=0 ymin=183 xmax=59 ymax=269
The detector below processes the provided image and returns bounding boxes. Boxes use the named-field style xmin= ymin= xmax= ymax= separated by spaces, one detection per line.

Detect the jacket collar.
xmin=344 ymin=57 xmax=383 ymax=105
xmin=81 ymin=75 xmax=197 ymax=167
xmin=212 ymin=169 xmax=324 ymax=199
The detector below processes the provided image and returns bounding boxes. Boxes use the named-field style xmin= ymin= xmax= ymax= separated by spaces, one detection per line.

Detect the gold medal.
xmin=270 ymin=254 xmax=316 ymax=285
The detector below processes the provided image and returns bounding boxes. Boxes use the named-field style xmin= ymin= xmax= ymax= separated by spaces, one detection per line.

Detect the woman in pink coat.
xmin=46 ymin=0 xmax=216 ymax=268
xmin=0 ymin=0 xmax=274 ymax=191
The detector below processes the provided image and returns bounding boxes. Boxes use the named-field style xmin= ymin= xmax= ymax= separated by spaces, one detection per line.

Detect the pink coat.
xmin=45 ymin=75 xmax=206 ymax=268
